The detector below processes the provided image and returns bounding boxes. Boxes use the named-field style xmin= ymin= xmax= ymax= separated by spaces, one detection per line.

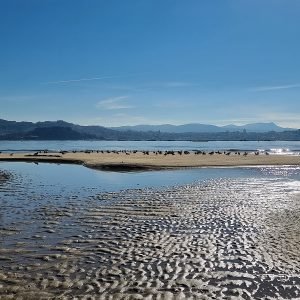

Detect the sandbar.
xmin=0 ymin=151 xmax=299 ymax=170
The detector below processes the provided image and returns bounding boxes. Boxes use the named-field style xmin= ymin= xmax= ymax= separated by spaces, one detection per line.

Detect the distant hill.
xmin=1 ymin=126 xmax=96 ymax=140
xmin=112 ymin=122 xmax=292 ymax=133
xmin=0 ymin=119 xmax=299 ymax=141
xmin=222 ymin=122 xmax=290 ymax=132
xmin=0 ymin=119 xmax=117 ymax=140
xmin=26 ymin=127 xmax=96 ymax=140
xmin=112 ymin=123 xmax=221 ymax=133
xmin=0 ymin=119 xmax=36 ymax=134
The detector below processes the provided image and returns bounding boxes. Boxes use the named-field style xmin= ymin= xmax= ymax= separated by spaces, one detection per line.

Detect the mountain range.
xmin=111 ymin=122 xmax=291 ymax=133
xmin=0 ymin=119 xmax=299 ymax=141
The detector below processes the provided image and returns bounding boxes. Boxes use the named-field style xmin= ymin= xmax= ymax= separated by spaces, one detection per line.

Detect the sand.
xmin=0 ymin=150 xmax=300 ymax=170
xmin=1 ymin=150 xmax=300 ymax=298
xmin=0 ymin=176 xmax=299 ymax=299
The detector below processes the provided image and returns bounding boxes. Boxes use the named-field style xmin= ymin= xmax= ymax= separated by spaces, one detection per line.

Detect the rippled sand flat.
xmin=0 ymin=171 xmax=10 ymax=183
xmin=0 ymin=172 xmax=300 ymax=299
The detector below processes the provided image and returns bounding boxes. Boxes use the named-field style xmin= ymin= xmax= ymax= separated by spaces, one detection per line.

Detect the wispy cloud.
xmin=43 ymin=72 xmax=149 ymax=85
xmin=250 ymin=83 xmax=300 ymax=92
xmin=43 ymin=76 xmax=119 ymax=85
xmin=96 ymin=96 xmax=133 ymax=110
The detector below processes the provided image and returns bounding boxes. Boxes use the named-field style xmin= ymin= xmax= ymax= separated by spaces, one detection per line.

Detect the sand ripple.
xmin=0 ymin=174 xmax=299 ymax=299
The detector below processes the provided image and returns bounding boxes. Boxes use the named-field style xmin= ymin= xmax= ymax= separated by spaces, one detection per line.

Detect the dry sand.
xmin=0 ymin=151 xmax=299 ymax=170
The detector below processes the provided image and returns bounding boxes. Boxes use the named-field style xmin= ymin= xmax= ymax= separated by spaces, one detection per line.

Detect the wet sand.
xmin=0 ymin=151 xmax=299 ymax=170
xmin=0 ymin=170 xmax=10 ymax=183
xmin=0 ymin=172 xmax=299 ymax=299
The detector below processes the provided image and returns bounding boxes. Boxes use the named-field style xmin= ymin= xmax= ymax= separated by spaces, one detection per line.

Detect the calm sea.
xmin=1 ymin=140 xmax=300 ymax=154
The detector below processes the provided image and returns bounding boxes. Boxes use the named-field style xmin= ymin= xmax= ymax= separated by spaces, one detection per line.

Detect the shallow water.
xmin=1 ymin=140 xmax=300 ymax=154
xmin=0 ymin=162 xmax=299 ymax=299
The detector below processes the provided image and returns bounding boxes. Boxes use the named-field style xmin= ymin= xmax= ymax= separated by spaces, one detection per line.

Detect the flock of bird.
xmin=54 ymin=149 xmax=268 ymax=156
xmin=4 ymin=149 xmax=271 ymax=157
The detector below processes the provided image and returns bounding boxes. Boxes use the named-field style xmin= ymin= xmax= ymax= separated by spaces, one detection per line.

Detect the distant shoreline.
xmin=0 ymin=151 xmax=299 ymax=171
xmin=1 ymin=138 xmax=300 ymax=141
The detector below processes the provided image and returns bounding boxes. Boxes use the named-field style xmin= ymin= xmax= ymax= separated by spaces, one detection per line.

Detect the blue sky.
xmin=0 ymin=0 xmax=300 ymax=127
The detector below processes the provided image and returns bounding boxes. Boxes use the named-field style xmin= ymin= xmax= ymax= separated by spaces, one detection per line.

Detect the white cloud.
xmin=250 ymin=83 xmax=300 ymax=92
xmin=43 ymin=72 xmax=146 ymax=85
xmin=43 ymin=76 xmax=118 ymax=84
xmin=96 ymin=96 xmax=133 ymax=110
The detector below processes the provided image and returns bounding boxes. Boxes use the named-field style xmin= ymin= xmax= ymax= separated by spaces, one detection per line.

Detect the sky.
xmin=0 ymin=0 xmax=300 ymax=128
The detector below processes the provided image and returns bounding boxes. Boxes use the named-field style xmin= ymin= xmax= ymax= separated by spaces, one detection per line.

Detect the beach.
xmin=0 ymin=163 xmax=299 ymax=299
xmin=0 ymin=151 xmax=300 ymax=170
xmin=1 ymin=150 xmax=300 ymax=299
